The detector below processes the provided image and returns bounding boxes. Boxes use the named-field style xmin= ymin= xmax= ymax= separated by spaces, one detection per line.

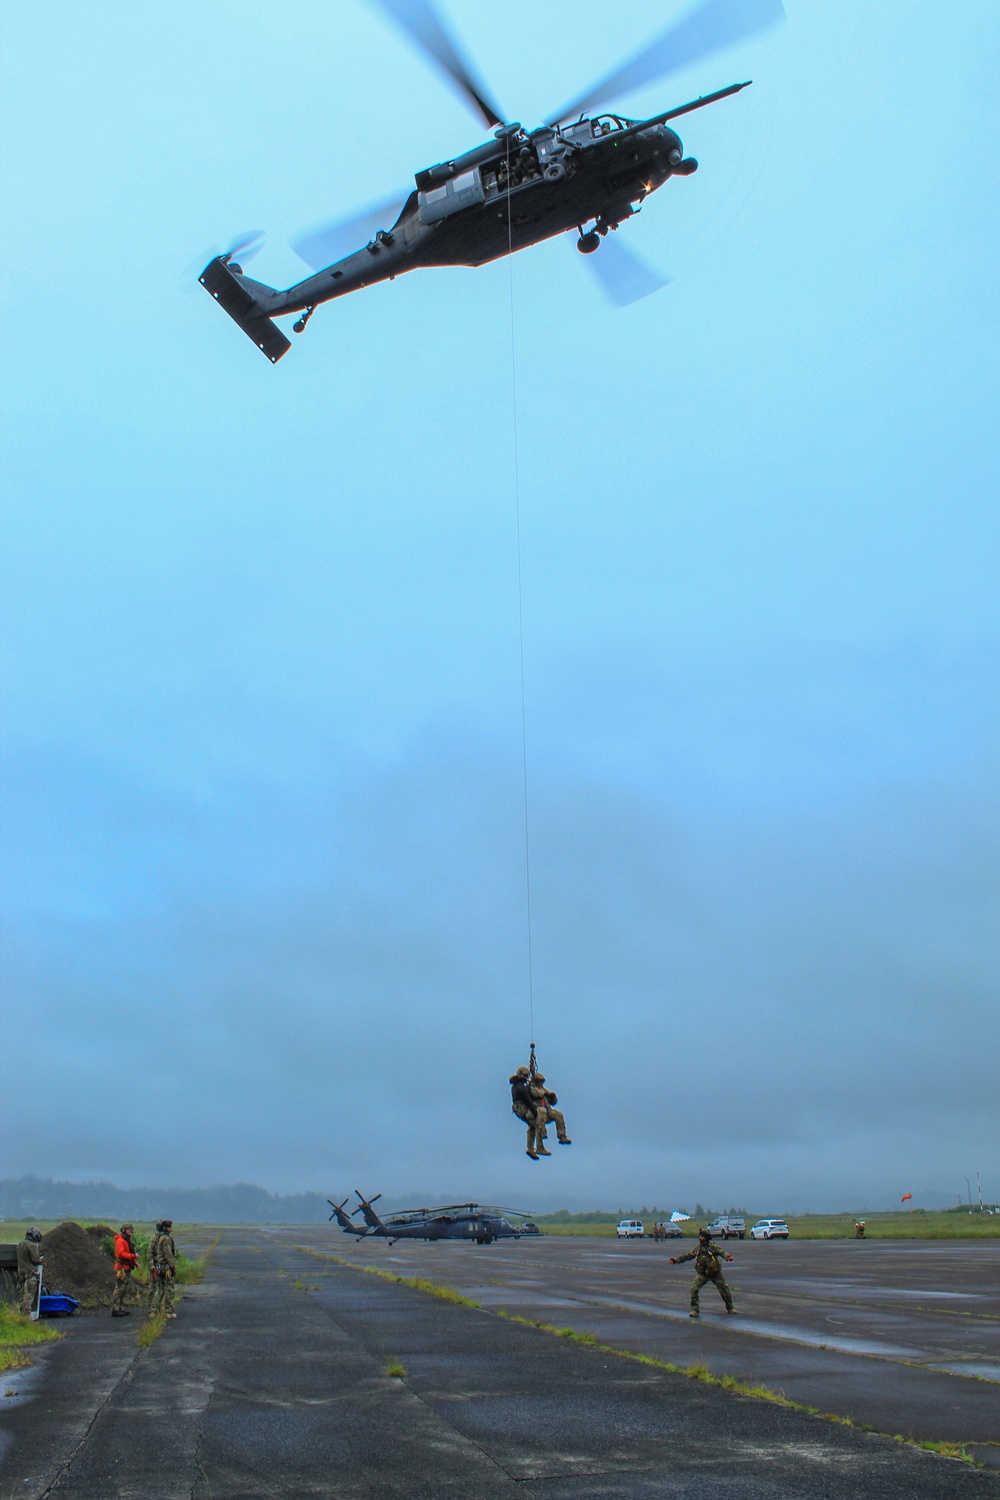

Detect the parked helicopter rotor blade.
xmin=549 ymin=0 xmax=784 ymax=124
xmin=367 ymin=0 xmax=504 ymax=129
xmin=583 ymin=233 xmax=672 ymax=308
xmin=290 ymin=194 xmax=408 ymax=271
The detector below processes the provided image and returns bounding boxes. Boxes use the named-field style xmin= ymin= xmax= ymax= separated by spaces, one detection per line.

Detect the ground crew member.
xmin=16 ymin=1228 xmax=43 ymax=1316
xmin=149 ymin=1219 xmax=178 ymax=1318
xmin=510 ymin=1067 xmax=542 ymax=1160
xmin=529 ymin=1072 xmax=572 ymax=1153
xmin=111 ymin=1223 xmax=139 ymax=1316
xmin=854 ymin=1220 xmax=866 ymax=1239
xmin=670 ymin=1227 xmax=736 ymax=1317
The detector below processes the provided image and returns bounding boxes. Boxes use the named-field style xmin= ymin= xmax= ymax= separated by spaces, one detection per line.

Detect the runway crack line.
xmin=38 ymin=1341 xmax=145 ymax=1499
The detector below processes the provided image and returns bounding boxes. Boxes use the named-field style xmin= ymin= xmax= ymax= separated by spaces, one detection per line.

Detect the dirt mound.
xmin=40 ymin=1222 xmax=117 ymax=1305
xmin=85 ymin=1223 xmax=115 ymax=1243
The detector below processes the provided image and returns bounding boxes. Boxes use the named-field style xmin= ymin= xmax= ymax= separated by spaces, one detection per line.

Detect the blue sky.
xmin=1 ymin=0 xmax=997 ymax=1212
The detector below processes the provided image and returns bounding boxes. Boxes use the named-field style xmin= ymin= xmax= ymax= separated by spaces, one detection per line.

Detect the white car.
xmin=616 ymin=1219 xmax=645 ymax=1238
xmin=749 ymin=1219 xmax=789 ymax=1240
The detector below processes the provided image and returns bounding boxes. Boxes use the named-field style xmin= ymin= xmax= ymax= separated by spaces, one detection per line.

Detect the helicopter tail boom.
xmin=199 ymin=256 xmax=291 ymax=363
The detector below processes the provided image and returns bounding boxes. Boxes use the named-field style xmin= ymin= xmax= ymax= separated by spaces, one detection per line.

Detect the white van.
xmin=749 ymin=1219 xmax=789 ymax=1240
xmin=616 ymin=1219 xmax=645 ymax=1238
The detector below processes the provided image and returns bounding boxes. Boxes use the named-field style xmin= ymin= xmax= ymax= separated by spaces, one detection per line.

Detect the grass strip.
xmin=134 ymin=1237 xmax=218 ymax=1348
xmin=297 ymin=1248 xmax=480 ymax=1307
xmin=0 ymin=1305 xmax=61 ymax=1371
xmin=137 ymin=1311 xmax=168 ymax=1349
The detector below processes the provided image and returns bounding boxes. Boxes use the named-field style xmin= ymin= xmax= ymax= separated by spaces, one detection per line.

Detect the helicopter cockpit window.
xmin=591 ymin=115 xmax=627 ymax=137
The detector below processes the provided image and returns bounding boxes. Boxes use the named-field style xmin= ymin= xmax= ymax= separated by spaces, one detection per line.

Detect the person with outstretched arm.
xmin=670 ymin=1227 xmax=736 ymax=1318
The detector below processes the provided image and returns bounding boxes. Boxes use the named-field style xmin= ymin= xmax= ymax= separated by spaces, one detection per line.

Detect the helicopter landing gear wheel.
xmin=543 ymin=161 xmax=567 ymax=183
xmin=577 ymin=231 xmax=600 ymax=254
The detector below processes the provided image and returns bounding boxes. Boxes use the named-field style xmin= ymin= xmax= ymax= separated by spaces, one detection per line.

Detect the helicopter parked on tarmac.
xmin=329 ymin=1191 xmax=529 ymax=1245
xmin=200 ymin=0 xmax=783 ymax=361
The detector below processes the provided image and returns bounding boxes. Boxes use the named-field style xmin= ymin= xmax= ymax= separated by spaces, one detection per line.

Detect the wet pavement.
xmin=287 ymin=1229 xmax=1000 ymax=1461
xmin=1 ymin=1229 xmax=997 ymax=1497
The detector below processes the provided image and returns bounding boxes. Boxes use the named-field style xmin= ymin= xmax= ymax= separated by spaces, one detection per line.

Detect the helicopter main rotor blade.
xmin=549 ymin=0 xmax=784 ymax=124
xmin=291 ymin=193 xmax=408 ymax=270
xmin=367 ymin=0 xmax=504 ymax=129
xmin=583 ymin=234 xmax=672 ymax=308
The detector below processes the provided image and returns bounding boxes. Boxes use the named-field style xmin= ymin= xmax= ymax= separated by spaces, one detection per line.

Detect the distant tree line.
xmin=0 ymin=1176 xmax=331 ymax=1223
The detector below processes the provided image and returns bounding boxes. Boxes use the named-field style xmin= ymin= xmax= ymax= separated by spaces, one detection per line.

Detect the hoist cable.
xmin=504 ymin=133 xmax=536 ymax=1055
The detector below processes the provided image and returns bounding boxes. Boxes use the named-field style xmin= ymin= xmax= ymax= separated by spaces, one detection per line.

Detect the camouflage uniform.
xmin=529 ymin=1074 xmax=571 ymax=1151
xmin=149 ymin=1224 xmax=178 ymax=1317
xmin=17 ymin=1234 xmax=42 ymax=1316
xmin=672 ymin=1236 xmax=734 ymax=1315
xmin=510 ymin=1067 xmax=542 ymax=1158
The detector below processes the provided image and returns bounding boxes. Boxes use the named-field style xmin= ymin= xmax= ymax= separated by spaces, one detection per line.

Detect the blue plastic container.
xmin=38 ymin=1292 xmax=79 ymax=1316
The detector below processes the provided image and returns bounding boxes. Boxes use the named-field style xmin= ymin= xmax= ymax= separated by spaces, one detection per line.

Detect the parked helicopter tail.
xmin=354 ymin=1190 xmax=388 ymax=1232
xmin=199 ymin=255 xmax=291 ymax=364
xmin=327 ymin=1197 xmax=367 ymax=1234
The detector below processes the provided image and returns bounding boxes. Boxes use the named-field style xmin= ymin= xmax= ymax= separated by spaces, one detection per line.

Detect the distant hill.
xmin=0 ymin=1176 xmax=331 ymax=1223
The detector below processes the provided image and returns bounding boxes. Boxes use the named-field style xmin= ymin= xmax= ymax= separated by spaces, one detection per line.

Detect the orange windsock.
xmin=901 ymin=1193 xmax=912 ymax=1203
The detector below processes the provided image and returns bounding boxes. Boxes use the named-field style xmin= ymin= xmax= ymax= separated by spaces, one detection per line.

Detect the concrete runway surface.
xmin=1 ymin=1228 xmax=996 ymax=1498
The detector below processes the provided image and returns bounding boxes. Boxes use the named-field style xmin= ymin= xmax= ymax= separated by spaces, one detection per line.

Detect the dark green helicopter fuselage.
xmin=200 ymin=83 xmax=744 ymax=361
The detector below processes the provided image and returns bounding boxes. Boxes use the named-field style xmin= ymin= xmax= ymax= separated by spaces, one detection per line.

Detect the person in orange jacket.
xmin=111 ymin=1223 xmax=139 ymax=1317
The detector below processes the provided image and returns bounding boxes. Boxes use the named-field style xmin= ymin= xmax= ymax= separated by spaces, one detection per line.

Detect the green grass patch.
xmin=0 ymin=1305 xmax=61 ymax=1370
xmin=385 ymin=1359 xmax=407 ymax=1378
xmin=919 ymin=1440 xmax=973 ymax=1463
xmin=530 ymin=1209 xmax=1000 ymax=1240
xmin=137 ymin=1311 xmax=167 ymax=1349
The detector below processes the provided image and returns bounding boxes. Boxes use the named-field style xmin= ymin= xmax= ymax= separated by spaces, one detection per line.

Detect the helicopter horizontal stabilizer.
xmin=199 ymin=256 xmax=291 ymax=363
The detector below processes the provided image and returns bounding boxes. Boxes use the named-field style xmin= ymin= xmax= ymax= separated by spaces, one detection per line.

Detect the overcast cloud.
xmin=1 ymin=0 xmax=997 ymax=1213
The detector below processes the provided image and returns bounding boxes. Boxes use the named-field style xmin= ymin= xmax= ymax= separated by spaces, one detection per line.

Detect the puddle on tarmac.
xmin=465 ymin=1287 xmax=581 ymax=1308
xmin=574 ymin=1294 xmax=924 ymax=1357
xmin=926 ymin=1361 xmax=1000 ymax=1382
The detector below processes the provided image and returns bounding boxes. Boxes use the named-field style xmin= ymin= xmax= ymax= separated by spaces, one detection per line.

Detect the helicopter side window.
xmin=418 ymin=167 xmax=486 ymax=224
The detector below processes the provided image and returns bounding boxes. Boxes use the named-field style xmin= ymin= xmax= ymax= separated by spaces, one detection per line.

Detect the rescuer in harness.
xmin=510 ymin=1066 xmax=541 ymax=1160
xmin=670 ymin=1227 xmax=736 ymax=1318
xmin=529 ymin=1073 xmax=571 ymax=1152
xmin=111 ymin=1223 xmax=139 ymax=1317
xmin=510 ymin=1061 xmax=573 ymax=1159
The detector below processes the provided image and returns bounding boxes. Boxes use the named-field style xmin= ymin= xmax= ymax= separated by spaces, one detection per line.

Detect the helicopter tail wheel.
xmin=543 ymin=161 xmax=567 ymax=184
xmin=577 ymin=231 xmax=600 ymax=254
xmin=293 ymin=305 xmax=316 ymax=334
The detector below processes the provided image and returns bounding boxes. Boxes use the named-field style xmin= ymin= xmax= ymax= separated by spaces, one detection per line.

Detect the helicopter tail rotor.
xmin=199 ymin=253 xmax=290 ymax=363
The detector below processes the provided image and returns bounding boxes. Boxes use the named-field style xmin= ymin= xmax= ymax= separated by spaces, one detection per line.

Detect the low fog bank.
xmin=2 ymin=642 xmax=996 ymax=1210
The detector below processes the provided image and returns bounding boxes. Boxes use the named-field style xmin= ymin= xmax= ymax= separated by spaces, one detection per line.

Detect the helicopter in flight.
xmin=200 ymin=0 xmax=783 ymax=361
xmin=329 ymin=1191 xmax=528 ymax=1245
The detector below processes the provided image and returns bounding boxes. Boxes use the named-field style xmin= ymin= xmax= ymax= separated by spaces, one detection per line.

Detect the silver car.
xmin=749 ymin=1218 xmax=789 ymax=1240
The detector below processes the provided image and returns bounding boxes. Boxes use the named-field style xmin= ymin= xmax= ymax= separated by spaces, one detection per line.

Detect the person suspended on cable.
xmin=510 ymin=1066 xmax=542 ymax=1161
xmin=530 ymin=1072 xmax=571 ymax=1151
